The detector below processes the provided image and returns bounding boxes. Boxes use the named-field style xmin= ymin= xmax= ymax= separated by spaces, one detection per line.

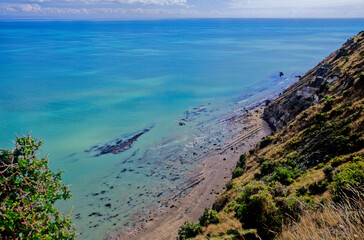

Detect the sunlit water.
xmin=1 ymin=19 xmax=363 ymax=239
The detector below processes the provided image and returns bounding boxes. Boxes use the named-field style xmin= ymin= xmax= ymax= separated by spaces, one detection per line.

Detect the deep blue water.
xmin=1 ymin=19 xmax=363 ymax=239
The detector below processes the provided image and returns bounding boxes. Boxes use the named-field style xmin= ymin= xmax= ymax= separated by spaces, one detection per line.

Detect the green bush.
xmin=225 ymin=201 xmax=238 ymax=213
xmin=237 ymin=153 xmax=247 ymax=168
xmin=330 ymin=135 xmax=351 ymax=155
xmin=275 ymin=195 xmax=304 ymax=224
xmin=254 ymin=172 xmax=261 ymax=179
xmin=249 ymin=148 xmax=255 ymax=155
xmin=178 ymin=221 xmax=202 ymax=240
xmin=271 ymin=167 xmax=293 ymax=185
xmin=322 ymin=97 xmax=334 ymax=112
xmin=233 ymin=181 xmax=310 ymax=239
xmin=232 ymin=167 xmax=244 ymax=178
xmin=314 ymin=112 xmax=328 ymax=124
xmin=257 ymin=156 xmax=268 ymax=164
xmin=0 ymin=135 xmax=76 ymax=239
xmin=320 ymin=81 xmax=330 ymax=92
xmin=259 ymin=136 xmax=275 ymax=149
xmin=213 ymin=195 xmax=229 ymax=212
xmin=199 ymin=208 xmax=219 ymax=226
xmin=308 ymin=180 xmax=328 ymax=195
xmin=225 ymin=180 xmax=233 ymax=190
xmin=330 ymin=161 xmax=364 ymax=201
xmin=234 ymin=181 xmax=279 ymax=239
xmin=323 ymin=166 xmax=334 ymax=181
xmin=260 ymin=160 xmax=276 ymax=176
xmin=331 ymin=156 xmax=346 ymax=167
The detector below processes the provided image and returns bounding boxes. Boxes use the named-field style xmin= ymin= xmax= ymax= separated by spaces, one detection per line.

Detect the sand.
xmin=111 ymin=106 xmax=271 ymax=240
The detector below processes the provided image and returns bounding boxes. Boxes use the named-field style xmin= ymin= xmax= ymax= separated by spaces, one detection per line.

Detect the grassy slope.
xmin=182 ymin=31 xmax=364 ymax=240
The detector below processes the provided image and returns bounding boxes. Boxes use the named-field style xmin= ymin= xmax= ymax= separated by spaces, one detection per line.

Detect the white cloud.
xmin=24 ymin=0 xmax=187 ymax=5
xmin=0 ymin=2 xmax=197 ymax=16
xmin=11 ymin=3 xmax=42 ymax=12
xmin=111 ymin=0 xmax=187 ymax=5
xmin=228 ymin=0 xmax=364 ymax=9
xmin=28 ymin=0 xmax=50 ymax=2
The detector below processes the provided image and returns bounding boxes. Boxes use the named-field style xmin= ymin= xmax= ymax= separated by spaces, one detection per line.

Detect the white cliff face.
xmin=296 ymin=86 xmax=320 ymax=104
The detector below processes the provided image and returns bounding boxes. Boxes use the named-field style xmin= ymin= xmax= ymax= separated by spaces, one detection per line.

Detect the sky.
xmin=0 ymin=0 xmax=364 ymax=19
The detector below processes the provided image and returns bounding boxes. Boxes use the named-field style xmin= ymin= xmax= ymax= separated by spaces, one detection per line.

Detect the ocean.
xmin=0 ymin=19 xmax=363 ymax=239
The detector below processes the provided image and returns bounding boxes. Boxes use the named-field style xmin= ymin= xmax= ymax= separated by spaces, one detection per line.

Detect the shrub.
xmin=271 ymin=167 xmax=293 ymax=185
xmin=320 ymin=81 xmax=330 ymax=92
xmin=225 ymin=180 xmax=233 ymax=190
xmin=178 ymin=221 xmax=202 ymax=240
xmin=249 ymin=148 xmax=255 ymax=155
xmin=330 ymin=107 xmax=344 ymax=118
xmin=260 ymin=160 xmax=276 ymax=176
xmin=331 ymin=156 xmax=346 ymax=167
xmin=308 ymin=180 xmax=328 ymax=195
xmin=234 ymin=181 xmax=312 ymax=239
xmin=213 ymin=195 xmax=229 ymax=212
xmin=259 ymin=136 xmax=274 ymax=149
xmin=322 ymin=97 xmax=334 ymax=112
xmin=314 ymin=112 xmax=328 ymax=124
xmin=275 ymin=195 xmax=305 ymax=224
xmin=330 ymin=135 xmax=351 ymax=155
xmin=257 ymin=156 xmax=268 ymax=164
xmin=235 ymin=181 xmax=279 ymax=239
xmin=323 ymin=166 xmax=334 ymax=181
xmin=0 ymin=135 xmax=76 ymax=239
xmin=225 ymin=201 xmax=238 ymax=213
xmin=330 ymin=161 xmax=364 ymax=201
xmin=232 ymin=167 xmax=244 ymax=178
xmin=199 ymin=208 xmax=219 ymax=226
xmin=237 ymin=153 xmax=247 ymax=168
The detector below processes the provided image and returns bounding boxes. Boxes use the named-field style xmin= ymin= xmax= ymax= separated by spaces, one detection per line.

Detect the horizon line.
xmin=1 ymin=17 xmax=364 ymax=22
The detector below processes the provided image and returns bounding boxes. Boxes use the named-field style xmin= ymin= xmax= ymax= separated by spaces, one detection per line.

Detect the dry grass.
xmin=194 ymin=212 xmax=242 ymax=240
xmin=278 ymin=188 xmax=364 ymax=240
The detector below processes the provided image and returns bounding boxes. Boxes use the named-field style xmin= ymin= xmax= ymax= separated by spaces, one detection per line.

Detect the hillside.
xmin=178 ymin=31 xmax=364 ymax=240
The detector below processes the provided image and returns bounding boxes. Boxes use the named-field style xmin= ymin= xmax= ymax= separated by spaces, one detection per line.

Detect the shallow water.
xmin=0 ymin=19 xmax=363 ymax=239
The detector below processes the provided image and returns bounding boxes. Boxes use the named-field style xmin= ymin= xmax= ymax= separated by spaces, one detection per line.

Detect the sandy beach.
xmin=111 ymin=106 xmax=271 ymax=240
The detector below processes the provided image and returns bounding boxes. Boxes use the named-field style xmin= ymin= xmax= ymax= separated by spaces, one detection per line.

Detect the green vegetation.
xmin=237 ymin=153 xmax=246 ymax=168
xmin=232 ymin=154 xmax=247 ymax=178
xmin=232 ymin=167 xmax=244 ymax=178
xmin=184 ymin=31 xmax=364 ymax=240
xmin=178 ymin=221 xmax=202 ymax=240
xmin=234 ymin=181 xmax=307 ymax=239
xmin=330 ymin=160 xmax=364 ymax=201
xmin=0 ymin=135 xmax=76 ymax=239
xmin=259 ymin=136 xmax=275 ymax=149
xmin=199 ymin=208 xmax=219 ymax=226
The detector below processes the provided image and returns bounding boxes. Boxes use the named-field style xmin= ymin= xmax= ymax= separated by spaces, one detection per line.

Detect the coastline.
xmin=110 ymin=105 xmax=272 ymax=240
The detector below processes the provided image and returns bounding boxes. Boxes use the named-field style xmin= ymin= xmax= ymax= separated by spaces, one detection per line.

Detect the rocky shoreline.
xmin=109 ymin=105 xmax=272 ymax=240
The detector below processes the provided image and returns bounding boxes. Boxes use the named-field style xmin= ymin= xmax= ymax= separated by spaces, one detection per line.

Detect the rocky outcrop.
xmin=264 ymin=31 xmax=364 ymax=131
xmin=86 ymin=127 xmax=152 ymax=157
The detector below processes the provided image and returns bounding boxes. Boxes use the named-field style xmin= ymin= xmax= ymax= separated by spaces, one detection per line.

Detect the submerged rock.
xmin=86 ymin=127 xmax=152 ymax=157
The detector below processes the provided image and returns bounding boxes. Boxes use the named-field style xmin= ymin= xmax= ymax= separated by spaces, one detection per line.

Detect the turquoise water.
xmin=1 ymin=19 xmax=363 ymax=239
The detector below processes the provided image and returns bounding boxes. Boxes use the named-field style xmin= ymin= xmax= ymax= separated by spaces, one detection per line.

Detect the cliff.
xmin=179 ymin=31 xmax=364 ymax=240
xmin=264 ymin=31 xmax=364 ymax=131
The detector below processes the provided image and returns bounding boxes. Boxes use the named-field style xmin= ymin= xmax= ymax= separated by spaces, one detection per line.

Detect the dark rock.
xmin=89 ymin=212 xmax=103 ymax=217
xmin=86 ymin=127 xmax=152 ymax=156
